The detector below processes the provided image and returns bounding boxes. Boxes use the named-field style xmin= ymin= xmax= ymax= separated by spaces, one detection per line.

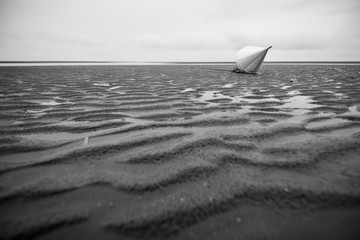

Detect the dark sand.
xmin=0 ymin=64 xmax=360 ymax=240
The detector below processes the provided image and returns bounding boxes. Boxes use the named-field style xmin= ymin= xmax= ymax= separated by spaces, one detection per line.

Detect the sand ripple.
xmin=1 ymin=65 xmax=360 ymax=239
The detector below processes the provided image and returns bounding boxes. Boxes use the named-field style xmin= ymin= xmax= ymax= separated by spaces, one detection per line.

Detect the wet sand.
xmin=0 ymin=64 xmax=360 ymax=239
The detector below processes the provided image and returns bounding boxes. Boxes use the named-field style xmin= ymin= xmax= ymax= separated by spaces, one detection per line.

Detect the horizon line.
xmin=1 ymin=60 xmax=360 ymax=63
xmin=0 ymin=60 xmax=360 ymax=63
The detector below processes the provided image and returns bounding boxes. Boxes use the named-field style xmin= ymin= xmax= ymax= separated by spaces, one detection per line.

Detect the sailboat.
xmin=233 ymin=46 xmax=272 ymax=74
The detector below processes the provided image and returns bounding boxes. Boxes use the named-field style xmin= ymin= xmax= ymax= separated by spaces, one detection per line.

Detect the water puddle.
xmin=199 ymin=91 xmax=228 ymax=101
xmin=195 ymin=91 xmax=228 ymax=106
xmin=221 ymin=83 xmax=234 ymax=88
xmin=41 ymin=91 xmax=58 ymax=95
xmin=113 ymin=91 xmax=125 ymax=94
xmin=94 ymin=82 xmax=110 ymax=87
xmin=348 ymin=105 xmax=360 ymax=115
xmin=109 ymin=86 xmax=121 ymax=90
xmin=281 ymin=86 xmax=291 ymax=90
xmin=287 ymin=90 xmax=301 ymax=95
xmin=279 ymin=95 xmax=322 ymax=109
xmin=323 ymin=90 xmax=345 ymax=98
xmin=26 ymin=108 xmax=53 ymax=113
xmin=194 ymin=90 xmax=281 ymax=106
xmin=181 ymin=88 xmax=196 ymax=93
xmin=234 ymin=96 xmax=280 ymax=104
xmin=39 ymin=100 xmax=62 ymax=106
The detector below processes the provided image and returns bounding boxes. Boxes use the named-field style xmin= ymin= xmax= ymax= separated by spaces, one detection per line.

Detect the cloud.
xmin=135 ymin=30 xmax=328 ymax=52
xmin=224 ymin=32 xmax=327 ymax=50
xmin=215 ymin=0 xmax=358 ymax=18
xmin=1 ymin=0 xmax=359 ymax=61
xmin=135 ymin=32 xmax=229 ymax=51
xmin=29 ymin=30 xmax=109 ymax=47
xmin=336 ymin=3 xmax=360 ymax=37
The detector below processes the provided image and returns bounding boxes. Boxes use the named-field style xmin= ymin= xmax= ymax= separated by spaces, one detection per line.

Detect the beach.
xmin=0 ymin=64 xmax=360 ymax=239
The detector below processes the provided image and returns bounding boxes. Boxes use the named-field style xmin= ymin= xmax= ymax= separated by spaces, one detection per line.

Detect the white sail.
xmin=235 ymin=46 xmax=272 ymax=73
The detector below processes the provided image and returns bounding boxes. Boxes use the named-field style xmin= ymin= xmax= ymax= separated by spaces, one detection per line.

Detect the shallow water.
xmin=181 ymin=88 xmax=196 ymax=93
xmin=280 ymin=95 xmax=321 ymax=109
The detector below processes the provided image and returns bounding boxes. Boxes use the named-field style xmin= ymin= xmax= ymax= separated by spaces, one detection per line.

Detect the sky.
xmin=0 ymin=0 xmax=359 ymax=61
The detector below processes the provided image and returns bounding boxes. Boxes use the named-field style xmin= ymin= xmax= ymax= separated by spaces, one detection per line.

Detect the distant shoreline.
xmin=1 ymin=61 xmax=360 ymax=63
xmin=1 ymin=61 xmax=360 ymax=66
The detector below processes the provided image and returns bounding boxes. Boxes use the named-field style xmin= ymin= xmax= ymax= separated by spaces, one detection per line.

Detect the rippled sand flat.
xmin=1 ymin=64 xmax=360 ymax=240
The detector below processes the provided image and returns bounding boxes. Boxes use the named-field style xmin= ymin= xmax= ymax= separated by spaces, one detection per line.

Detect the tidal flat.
xmin=0 ymin=64 xmax=360 ymax=240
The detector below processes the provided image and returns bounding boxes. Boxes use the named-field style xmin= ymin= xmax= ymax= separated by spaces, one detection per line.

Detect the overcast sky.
xmin=0 ymin=0 xmax=359 ymax=61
